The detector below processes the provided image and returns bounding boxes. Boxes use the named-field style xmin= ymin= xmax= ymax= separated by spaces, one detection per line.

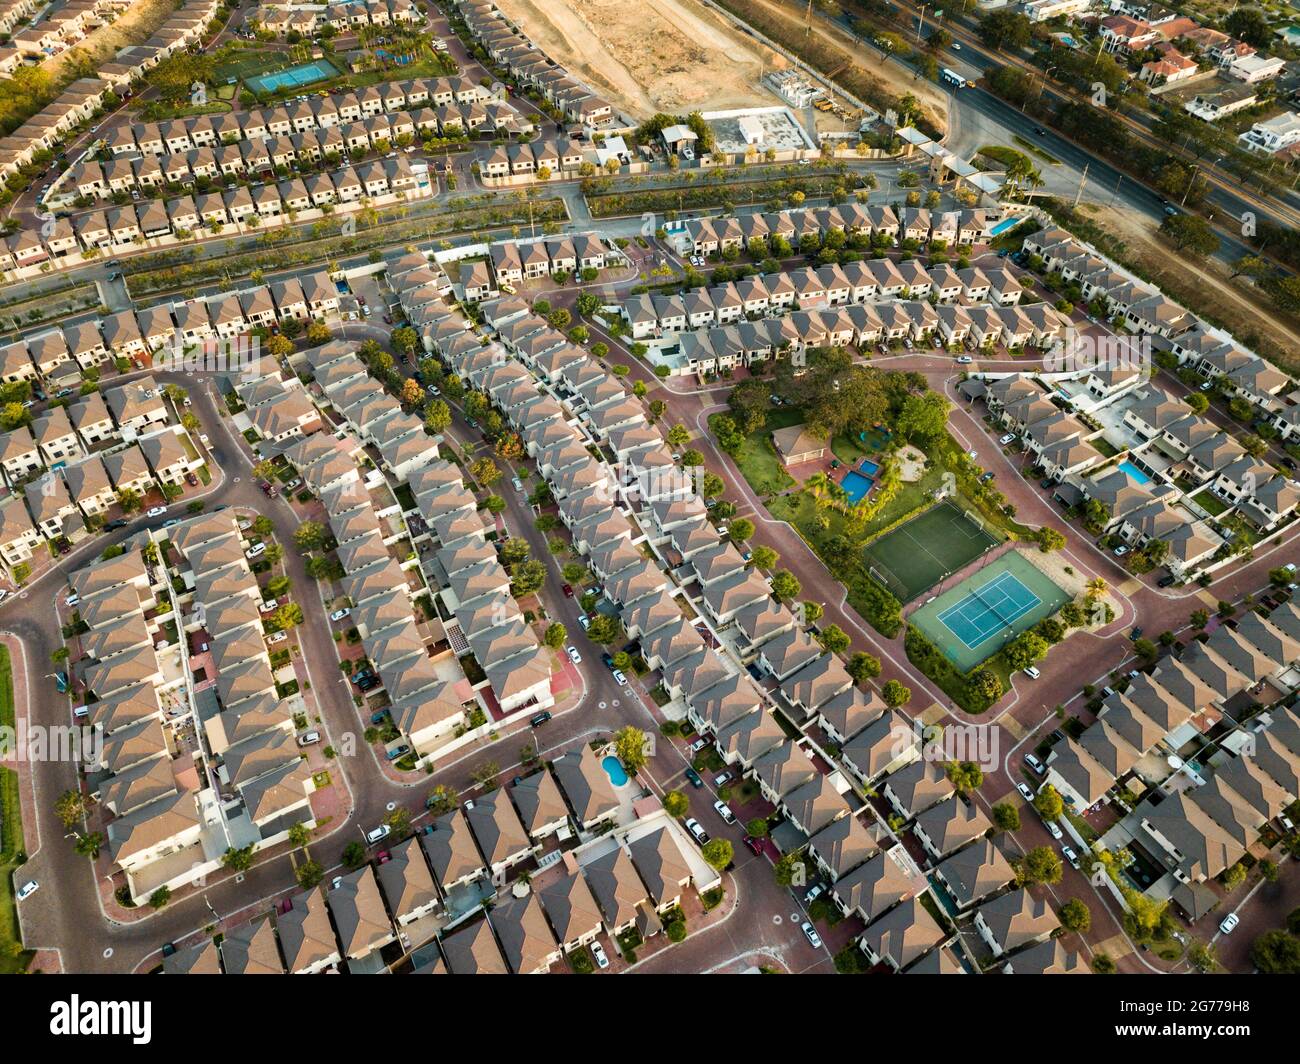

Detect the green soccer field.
xmin=862 ymin=500 xmax=1001 ymax=603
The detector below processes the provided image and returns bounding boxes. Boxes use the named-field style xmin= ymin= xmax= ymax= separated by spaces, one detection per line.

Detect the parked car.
xmin=1045 ymin=820 xmax=1063 ymax=839
xmin=684 ymin=767 xmax=704 ymax=788
xmin=684 ymin=817 xmax=710 ymax=845
xmin=801 ymin=921 xmax=823 ymax=949
xmin=184 ymin=472 xmax=198 ymax=487
xmin=956 ymin=355 xmax=972 ymax=364
xmin=713 ymin=800 xmax=735 ymax=824
xmin=590 ymin=941 xmax=610 ymax=969
xmin=1157 ymin=575 xmax=1175 ymax=587
xmin=1113 ymin=545 xmax=1129 ymax=556
xmin=529 ymin=711 xmax=552 ymax=727
xmin=245 ymin=542 xmax=267 ymax=558
xmin=612 ymin=669 xmax=628 ymax=686
xmin=1061 ymin=844 xmax=1080 ymax=869
xmin=512 ymin=476 xmax=524 ymax=493
xmin=999 ymin=433 xmax=1017 ymax=445
xmin=1017 ymin=782 xmax=1035 ymax=801
xmin=266 ymin=631 xmax=288 ymax=645
xmin=1024 ymin=752 xmax=1045 ymax=773
xmin=145 ymin=506 xmax=166 ymax=517
xmin=714 ymin=771 xmax=733 ymax=788
xmin=561 ymin=583 xmax=574 ymax=598
xmin=688 ymin=737 xmax=708 ymax=754
xmin=566 ymin=645 xmax=581 ymax=664
xmin=258 ymin=598 xmax=278 ymax=613
xmin=103 ymin=519 xmax=128 ymax=531
xmin=1023 ymin=665 xmax=1040 ymax=680
xmin=386 ymin=744 xmax=411 ymax=761
xmin=297 ymin=730 xmax=321 ymax=746
xmin=329 ymin=607 xmax=351 ymax=622
xmin=1219 ymin=912 xmax=1240 ymax=935
xmin=743 ymin=834 xmax=764 ymax=855
xmin=365 ymin=825 xmax=391 ymax=845
xmin=15 ymin=880 xmax=38 ymax=901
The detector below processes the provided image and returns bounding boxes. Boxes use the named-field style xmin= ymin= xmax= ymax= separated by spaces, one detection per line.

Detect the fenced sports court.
xmin=245 ymin=59 xmax=340 ymax=95
xmin=862 ymin=500 xmax=1000 ymax=603
xmin=909 ymin=551 xmax=1072 ymax=672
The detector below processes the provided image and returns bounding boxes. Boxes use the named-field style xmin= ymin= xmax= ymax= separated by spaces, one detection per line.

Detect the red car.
xmin=258 ymin=480 xmax=272 ymax=494
xmin=185 ymin=472 xmax=198 ymax=486
xmin=743 ymin=835 xmax=764 ymax=856
xmin=561 ymin=584 xmax=574 ymax=598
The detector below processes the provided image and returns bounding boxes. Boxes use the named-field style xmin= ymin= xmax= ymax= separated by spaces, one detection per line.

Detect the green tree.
xmin=750 ymin=546 xmax=778 ymax=570
xmin=296 ymin=859 xmax=324 ymax=889
xmin=847 ymin=652 xmax=881 ymax=683
xmin=585 ymin=614 xmax=623 ymax=645
xmin=991 ymin=802 xmax=1020 ymax=832
xmin=946 ymin=760 xmax=984 ymax=794
xmin=1034 ymin=784 xmax=1064 ymax=821
xmin=702 ymin=838 xmax=733 ymax=871
xmin=614 ymin=725 xmax=648 ymax=774
xmin=293 ymin=521 xmax=326 ymax=551
xmin=819 ymin=624 xmax=850 ymax=654
xmin=1058 ymin=898 xmax=1091 ymax=934
xmin=729 ymin=518 xmax=754 ymax=543
xmin=148 ymin=887 xmax=172 ymax=909
xmin=543 ymin=622 xmax=567 ymax=649
xmin=1018 ymin=846 xmax=1064 ymax=885
xmin=664 ymin=790 xmax=689 ymax=817
xmin=342 ymin=841 xmax=367 ymax=868
xmin=882 ymin=679 xmax=911 ymax=707
xmin=221 ymin=845 xmax=256 ymax=872
xmin=770 ymin=569 xmax=801 ymax=602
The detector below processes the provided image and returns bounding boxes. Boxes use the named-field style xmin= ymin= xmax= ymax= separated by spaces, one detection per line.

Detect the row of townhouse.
xmin=68 ymin=122 xmax=436 ymax=206
xmin=659 ymin=298 xmax=1068 ymax=378
xmin=0 ymin=381 xmax=206 ymax=564
xmin=253 ymin=0 xmax=422 ymax=36
xmin=680 ymin=203 xmax=999 ymax=257
xmin=484 ymin=232 xmax=612 ymax=290
xmin=1042 ymin=609 xmax=1300 ymax=915
xmin=621 ymin=258 xmax=1025 ymax=340
xmin=0 ymin=1 xmax=222 ymax=181
xmin=96 ymin=76 xmax=516 ymax=162
xmin=0 ymin=271 xmax=339 ymax=391
xmin=37 ymin=157 xmax=428 ymax=266
xmin=290 ymin=328 xmax=554 ymax=723
xmin=69 ymin=509 xmax=315 ymax=906
xmin=1166 ymin=325 xmax=1300 ymax=441
xmin=455 ymin=0 xmax=615 ymax=129
xmin=478 ymin=136 xmax=588 ymax=179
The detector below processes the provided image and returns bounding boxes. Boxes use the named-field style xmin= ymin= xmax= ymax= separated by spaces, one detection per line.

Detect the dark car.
xmin=385 ymin=744 xmax=410 ymax=761
xmin=185 ymin=472 xmax=198 ymax=486
xmin=1283 ymin=457 xmax=1297 ymax=471
xmin=529 ymin=711 xmax=552 ymax=727
xmin=1130 ymin=627 xmax=1143 ymax=641
xmin=161 ymin=942 xmax=176 ymax=957
xmin=369 ymin=709 xmax=389 ymax=725
xmin=103 ymin=519 xmax=128 ymax=531
xmin=258 ymin=480 xmax=273 ymax=493
xmin=743 ymin=835 xmax=764 ymax=856
xmin=1040 ymin=477 xmax=1056 ymax=489
xmin=684 ymin=767 xmax=704 ymax=788
xmin=561 ymin=583 xmax=574 ymax=598
xmin=1157 ymin=575 xmax=1175 ymax=588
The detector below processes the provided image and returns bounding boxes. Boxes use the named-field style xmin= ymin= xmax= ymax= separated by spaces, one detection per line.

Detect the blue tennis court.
xmin=936 ymin=570 xmax=1041 ymax=649
xmin=246 ymin=60 xmax=337 ymax=94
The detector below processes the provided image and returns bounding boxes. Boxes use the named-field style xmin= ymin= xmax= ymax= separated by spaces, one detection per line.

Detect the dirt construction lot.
xmin=494 ymin=0 xmax=786 ymax=118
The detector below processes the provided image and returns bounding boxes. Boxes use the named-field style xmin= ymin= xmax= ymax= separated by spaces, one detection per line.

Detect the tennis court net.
xmin=967 ymin=580 xmax=1021 ymax=631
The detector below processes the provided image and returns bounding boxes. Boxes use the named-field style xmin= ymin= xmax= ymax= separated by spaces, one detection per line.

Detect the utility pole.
xmin=1073 ymin=162 xmax=1089 ymax=209
xmin=1180 ymin=162 xmax=1200 ymax=207
xmin=917 ymin=3 xmax=928 ymax=43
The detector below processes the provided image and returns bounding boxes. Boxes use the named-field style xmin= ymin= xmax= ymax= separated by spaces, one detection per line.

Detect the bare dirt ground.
xmin=43 ymin=0 xmax=179 ymax=83
xmin=1096 ymin=203 xmax=1298 ymax=370
xmin=494 ymin=0 xmax=785 ymax=118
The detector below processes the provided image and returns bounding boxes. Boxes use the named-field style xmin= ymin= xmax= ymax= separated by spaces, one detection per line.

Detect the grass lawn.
xmin=1191 ymin=490 xmax=1230 ymax=517
xmin=734 ymin=415 xmax=797 ymax=497
xmin=830 ymin=431 xmax=874 ymax=466
xmin=0 ymin=645 xmax=32 ymax=973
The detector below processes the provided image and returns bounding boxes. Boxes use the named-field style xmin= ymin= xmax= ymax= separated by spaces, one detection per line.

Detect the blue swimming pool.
xmin=601 ymin=755 xmax=629 ymax=787
xmin=859 ymin=459 xmax=880 ymax=476
xmin=841 ymin=470 xmax=874 ymax=504
xmin=1118 ymin=460 xmax=1152 ymax=485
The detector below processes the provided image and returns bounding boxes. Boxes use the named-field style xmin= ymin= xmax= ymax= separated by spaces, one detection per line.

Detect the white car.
xmin=1023 ymin=665 xmax=1040 ymax=680
xmin=1045 ymin=820 xmax=1063 ymax=839
xmin=566 ymin=645 xmax=582 ymax=664
xmin=1024 ymin=753 xmax=1045 ymax=774
xmin=684 ymin=817 xmax=709 ymax=845
xmin=577 ymin=614 xmax=591 ymax=630
xmin=801 ymin=921 xmax=823 ymax=949
xmin=713 ymin=800 xmax=735 ymax=824
xmin=512 ymin=477 xmax=524 ymax=493
xmin=1114 ymin=545 xmax=1129 ymax=557
xmin=1219 ymin=912 xmax=1240 ymax=935
xmin=1061 ymin=844 xmax=1080 ymax=869
xmin=688 ymin=738 xmax=708 ymax=754
xmin=15 ymin=880 xmax=38 ymax=901
xmin=365 ymin=824 xmax=391 ymax=845
xmin=266 ymin=631 xmax=288 ymax=645
xmin=956 ymin=355 xmax=972 ymax=364
xmin=145 ymin=506 xmax=166 ymax=517
xmin=258 ymin=598 xmax=279 ymax=614
xmin=966 ymin=449 xmax=977 ymax=460
xmin=999 ymin=433 xmax=1017 ymax=445
xmin=245 ymin=542 xmax=267 ymax=558
xmin=612 ymin=669 xmax=628 ymax=686
xmin=329 ymin=607 xmax=351 ymax=622
xmin=297 ymin=730 xmax=321 ymax=746
xmin=591 ymin=941 xmax=610 ymax=969
xmin=1017 ymin=782 xmax=1035 ymax=802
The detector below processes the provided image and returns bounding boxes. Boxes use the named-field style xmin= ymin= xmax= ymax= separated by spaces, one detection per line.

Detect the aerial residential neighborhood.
xmin=0 ymin=0 xmax=1296 ymax=1022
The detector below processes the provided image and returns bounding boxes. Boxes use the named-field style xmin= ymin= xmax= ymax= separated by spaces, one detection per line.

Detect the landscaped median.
xmin=0 ymin=642 xmax=32 ymax=973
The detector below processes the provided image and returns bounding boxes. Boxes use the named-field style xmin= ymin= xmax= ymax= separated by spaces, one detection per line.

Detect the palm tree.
xmin=805 ymin=472 xmax=831 ymax=500
xmin=1086 ymin=577 xmax=1108 ymax=598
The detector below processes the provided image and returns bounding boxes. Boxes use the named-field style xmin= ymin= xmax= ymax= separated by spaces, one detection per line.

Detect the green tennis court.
xmin=909 ymin=551 xmax=1071 ymax=671
xmin=862 ymin=500 xmax=1001 ymax=603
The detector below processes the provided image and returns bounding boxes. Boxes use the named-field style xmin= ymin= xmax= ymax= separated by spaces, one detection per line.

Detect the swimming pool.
xmin=246 ymin=60 xmax=337 ymax=94
xmin=1118 ymin=460 xmax=1152 ymax=485
xmin=859 ymin=459 xmax=880 ymax=477
xmin=841 ymin=470 xmax=874 ymax=504
xmin=601 ymin=755 xmax=629 ymax=787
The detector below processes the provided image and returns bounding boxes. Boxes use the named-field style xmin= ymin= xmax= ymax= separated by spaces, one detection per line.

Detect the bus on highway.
xmin=941 ymin=68 xmax=968 ymax=88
